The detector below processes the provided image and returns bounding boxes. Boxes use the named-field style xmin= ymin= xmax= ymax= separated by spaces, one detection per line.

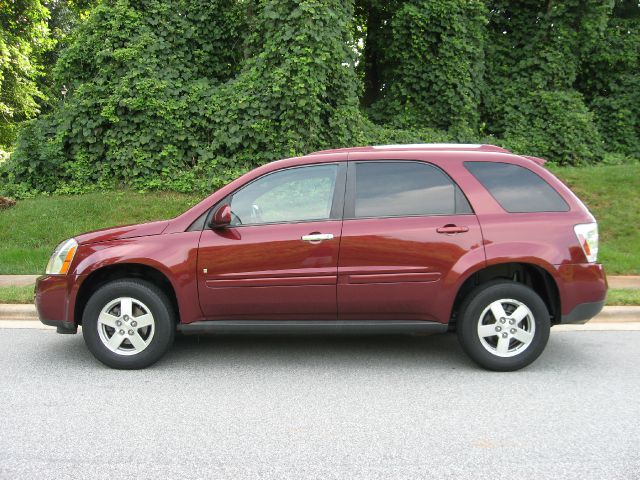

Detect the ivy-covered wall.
xmin=2 ymin=0 xmax=639 ymax=195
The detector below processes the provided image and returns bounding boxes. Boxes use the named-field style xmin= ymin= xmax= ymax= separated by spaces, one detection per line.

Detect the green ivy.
xmin=2 ymin=0 xmax=639 ymax=197
xmin=369 ymin=0 xmax=487 ymax=134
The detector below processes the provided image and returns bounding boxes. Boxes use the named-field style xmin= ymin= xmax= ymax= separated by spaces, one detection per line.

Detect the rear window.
xmin=464 ymin=162 xmax=569 ymax=213
xmin=352 ymin=161 xmax=472 ymax=218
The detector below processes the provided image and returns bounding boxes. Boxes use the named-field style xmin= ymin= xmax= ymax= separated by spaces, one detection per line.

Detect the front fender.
xmin=71 ymin=231 xmax=203 ymax=324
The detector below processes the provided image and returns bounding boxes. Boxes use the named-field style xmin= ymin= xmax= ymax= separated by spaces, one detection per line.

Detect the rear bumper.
xmin=556 ymin=263 xmax=607 ymax=324
xmin=560 ymin=300 xmax=605 ymax=324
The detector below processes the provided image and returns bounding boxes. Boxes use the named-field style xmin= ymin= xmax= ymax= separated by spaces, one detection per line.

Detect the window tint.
xmin=353 ymin=162 xmax=465 ymax=217
xmin=229 ymin=164 xmax=338 ymax=225
xmin=465 ymin=161 xmax=569 ymax=213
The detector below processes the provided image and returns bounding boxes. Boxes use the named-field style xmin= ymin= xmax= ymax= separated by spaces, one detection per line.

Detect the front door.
xmin=197 ymin=163 xmax=346 ymax=320
xmin=338 ymin=160 xmax=484 ymax=321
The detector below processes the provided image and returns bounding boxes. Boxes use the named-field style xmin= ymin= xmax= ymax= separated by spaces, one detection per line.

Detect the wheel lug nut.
xmin=502 ymin=332 xmax=508 ymax=338
xmin=509 ymin=319 xmax=515 ymax=325
xmin=128 ymin=329 xmax=134 ymax=335
xmin=130 ymin=321 xmax=137 ymax=327
xmin=510 ymin=328 xmax=516 ymax=334
xmin=116 ymin=320 xmax=122 ymax=326
xmin=119 ymin=329 xmax=125 ymax=335
xmin=124 ymin=315 xmax=129 ymax=321
xmin=495 ymin=326 xmax=502 ymax=332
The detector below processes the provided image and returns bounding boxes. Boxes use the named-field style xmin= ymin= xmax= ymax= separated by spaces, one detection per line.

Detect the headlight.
xmin=45 ymin=238 xmax=78 ymax=275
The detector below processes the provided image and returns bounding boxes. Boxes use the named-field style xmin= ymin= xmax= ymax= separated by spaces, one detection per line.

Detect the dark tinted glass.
xmin=465 ymin=162 xmax=569 ymax=213
xmin=354 ymin=162 xmax=460 ymax=217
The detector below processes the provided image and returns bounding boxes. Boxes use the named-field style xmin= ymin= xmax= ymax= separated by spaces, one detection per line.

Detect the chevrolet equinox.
xmin=36 ymin=144 xmax=607 ymax=370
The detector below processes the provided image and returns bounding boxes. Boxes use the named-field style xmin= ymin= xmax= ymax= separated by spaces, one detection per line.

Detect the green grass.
xmin=550 ymin=164 xmax=640 ymax=275
xmin=605 ymin=289 xmax=640 ymax=306
xmin=0 ymin=191 xmax=201 ymax=274
xmin=0 ymin=285 xmax=34 ymax=304
xmin=0 ymin=163 xmax=638 ymax=275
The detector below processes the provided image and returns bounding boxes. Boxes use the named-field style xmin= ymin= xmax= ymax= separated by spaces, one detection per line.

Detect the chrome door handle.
xmin=436 ymin=225 xmax=469 ymax=234
xmin=301 ymin=233 xmax=334 ymax=242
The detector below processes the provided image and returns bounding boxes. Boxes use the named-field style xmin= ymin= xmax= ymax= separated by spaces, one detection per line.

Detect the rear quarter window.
xmin=464 ymin=161 xmax=569 ymax=213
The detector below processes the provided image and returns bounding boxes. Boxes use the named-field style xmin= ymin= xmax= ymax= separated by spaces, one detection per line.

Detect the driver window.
xmin=229 ymin=164 xmax=338 ymax=226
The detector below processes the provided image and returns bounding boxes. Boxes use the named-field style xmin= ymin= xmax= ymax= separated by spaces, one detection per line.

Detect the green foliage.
xmin=578 ymin=10 xmax=640 ymax=157
xmin=5 ymin=0 xmax=369 ymax=194
xmin=483 ymin=1 xmax=613 ymax=163
xmin=369 ymin=0 xmax=487 ymax=133
xmin=501 ymin=90 xmax=604 ymax=165
xmin=6 ymin=0 xmax=247 ymax=193
xmin=2 ymin=0 xmax=640 ymax=196
xmin=0 ymin=0 xmax=51 ymax=148
xmin=201 ymin=0 xmax=366 ymax=167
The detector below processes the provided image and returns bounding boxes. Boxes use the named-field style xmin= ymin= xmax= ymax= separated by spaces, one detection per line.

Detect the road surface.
xmin=1 ymin=327 xmax=639 ymax=479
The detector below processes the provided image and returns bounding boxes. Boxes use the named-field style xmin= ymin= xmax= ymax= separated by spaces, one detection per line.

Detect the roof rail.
xmin=371 ymin=143 xmax=511 ymax=153
xmin=309 ymin=143 xmax=511 ymax=155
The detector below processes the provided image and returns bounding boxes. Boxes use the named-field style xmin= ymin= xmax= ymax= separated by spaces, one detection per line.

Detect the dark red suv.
xmin=36 ymin=144 xmax=607 ymax=370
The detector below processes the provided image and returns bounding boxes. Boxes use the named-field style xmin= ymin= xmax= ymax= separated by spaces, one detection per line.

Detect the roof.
xmin=309 ymin=143 xmax=512 ymax=155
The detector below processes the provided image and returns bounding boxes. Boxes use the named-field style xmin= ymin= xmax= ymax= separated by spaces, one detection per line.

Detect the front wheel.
xmin=82 ymin=279 xmax=175 ymax=369
xmin=457 ymin=281 xmax=550 ymax=371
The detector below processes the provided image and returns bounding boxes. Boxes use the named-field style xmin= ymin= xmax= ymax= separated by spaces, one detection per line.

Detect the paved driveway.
xmin=0 ymin=329 xmax=639 ymax=479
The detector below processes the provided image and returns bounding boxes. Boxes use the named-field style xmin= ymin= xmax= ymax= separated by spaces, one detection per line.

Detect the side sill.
xmin=177 ymin=320 xmax=448 ymax=335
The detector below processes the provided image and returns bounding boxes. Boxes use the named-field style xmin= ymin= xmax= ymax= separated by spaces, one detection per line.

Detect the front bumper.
xmin=35 ymin=274 xmax=80 ymax=334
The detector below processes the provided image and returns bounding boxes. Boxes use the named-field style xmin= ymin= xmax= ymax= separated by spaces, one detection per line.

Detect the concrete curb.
xmin=0 ymin=304 xmax=39 ymax=320
xmin=1 ymin=303 xmax=640 ymax=323
xmin=608 ymin=276 xmax=640 ymax=289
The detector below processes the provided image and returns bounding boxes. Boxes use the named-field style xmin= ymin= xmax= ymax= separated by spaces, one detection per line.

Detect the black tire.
xmin=82 ymin=279 xmax=175 ymax=369
xmin=457 ymin=280 xmax=550 ymax=371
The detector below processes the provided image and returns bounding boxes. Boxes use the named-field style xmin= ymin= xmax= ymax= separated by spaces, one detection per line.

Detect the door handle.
xmin=301 ymin=233 xmax=334 ymax=242
xmin=436 ymin=225 xmax=469 ymax=234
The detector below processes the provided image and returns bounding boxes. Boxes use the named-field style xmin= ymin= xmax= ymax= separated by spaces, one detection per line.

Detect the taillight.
xmin=574 ymin=223 xmax=599 ymax=263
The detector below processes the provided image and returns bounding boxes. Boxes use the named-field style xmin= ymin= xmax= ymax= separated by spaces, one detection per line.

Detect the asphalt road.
xmin=1 ymin=328 xmax=639 ymax=480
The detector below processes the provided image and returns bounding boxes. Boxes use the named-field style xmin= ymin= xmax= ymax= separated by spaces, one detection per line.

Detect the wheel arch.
xmin=449 ymin=262 xmax=561 ymax=329
xmin=75 ymin=263 xmax=180 ymax=326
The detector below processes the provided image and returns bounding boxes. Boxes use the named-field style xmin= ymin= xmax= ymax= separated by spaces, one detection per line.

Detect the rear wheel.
xmin=457 ymin=281 xmax=550 ymax=371
xmin=82 ymin=279 xmax=175 ymax=369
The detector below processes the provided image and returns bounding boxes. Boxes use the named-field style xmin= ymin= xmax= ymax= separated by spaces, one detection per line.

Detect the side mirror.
xmin=210 ymin=204 xmax=232 ymax=229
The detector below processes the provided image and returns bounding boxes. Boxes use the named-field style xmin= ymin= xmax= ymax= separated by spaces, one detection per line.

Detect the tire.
xmin=457 ymin=280 xmax=550 ymax=371
xmin=82 ymin=279 xmax=175 ymax=369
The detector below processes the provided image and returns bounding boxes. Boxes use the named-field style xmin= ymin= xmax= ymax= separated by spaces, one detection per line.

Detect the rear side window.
xmin=464 ymin=162 xmax=569 ymax=213
xmin=352 ymin=161 xmax=472 ymax=218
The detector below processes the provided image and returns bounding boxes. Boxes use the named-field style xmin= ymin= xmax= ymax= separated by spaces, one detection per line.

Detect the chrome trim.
xmin=301 ymin=233 xmax=334 ymax=241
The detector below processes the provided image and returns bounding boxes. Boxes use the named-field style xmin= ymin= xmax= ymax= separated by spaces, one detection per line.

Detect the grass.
xmin=550 ymin=164 xmax=640 ymax=275
xmin=0 ymin=191 xmax=201 ymax=274
xmin=0 ymin=163 xmax=638 ymax=275
xmin=0 ymin=285 xmax=34 ymax=304
xmin=605 ymin=289 xmax=640 ymax=306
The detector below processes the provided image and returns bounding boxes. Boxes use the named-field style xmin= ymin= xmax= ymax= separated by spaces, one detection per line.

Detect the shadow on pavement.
xmin=26 ymin=328 xmax=597 ymax=373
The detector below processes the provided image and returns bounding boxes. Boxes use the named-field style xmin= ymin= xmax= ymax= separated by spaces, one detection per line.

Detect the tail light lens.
xmin=574 ymin=223 xmax=599 ymax=263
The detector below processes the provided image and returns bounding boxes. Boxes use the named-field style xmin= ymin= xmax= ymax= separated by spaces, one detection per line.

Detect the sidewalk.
xmin=0 ymin=275 xmax=40 ymax=287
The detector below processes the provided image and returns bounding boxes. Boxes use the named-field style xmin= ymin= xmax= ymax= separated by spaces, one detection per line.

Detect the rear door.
xmin=197 ymin=162 xmax=346 ymax=320
xmin=338 ymin=160 xmax=484 ymax=321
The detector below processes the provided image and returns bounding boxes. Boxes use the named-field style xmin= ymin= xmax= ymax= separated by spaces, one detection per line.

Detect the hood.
xmin=74 ymin=220 xmax=170 ymax=245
